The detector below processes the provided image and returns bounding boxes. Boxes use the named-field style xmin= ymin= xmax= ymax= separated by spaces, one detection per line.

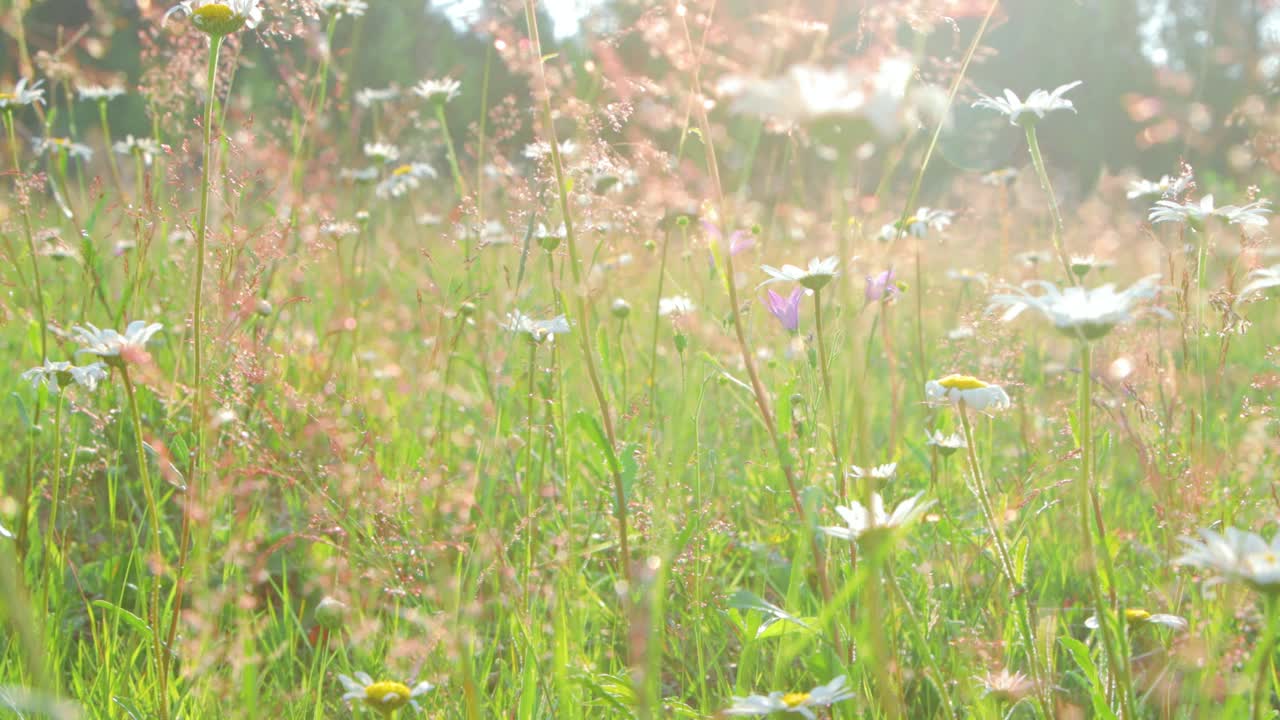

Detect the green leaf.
xmin=1059 ymin=635 xmax=1118 ymax=720
xmin=92 ymin=599 xmax=153 ymax=640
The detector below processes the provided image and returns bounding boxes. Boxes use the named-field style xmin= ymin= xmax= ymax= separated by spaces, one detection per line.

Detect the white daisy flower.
xmin=1126 ymin=174 xmax=1192 ymax=200
xmin=1238 ymin=264 xmax=1280 ymax=303
xmin=725 ymin=675 xmax=855 ymax=719
xmin=759 ymin=256 xmax=839 ymax=291
xmin=849 ymin=463 xmax=897 ymax=480
xmin=375 ymin=162 xmax=437 ymax=199
xmin=317 ymin=0 xmax=367 ymax=16
xmin=926 ymin=429 xmax=967 ymax=456
xmin=413 ymin=77 xmax=461 ymax=104
xmin=987 ymin=275 xmax=1166 ymax=341
xmin=32 ymin=137 xmax=94 ymax=161
xmin=821 ymin=493 xmax=932 ymax=544
xmin=363 ymin=142 xmax=400 ymax=163
xmin=0 ymin=78 xmax=45 ymax=109
xmin=924 ymin=375 xmax=1012 ymax=413
xmin=72 ymin=321 xmax=163 ymax=366
xmin=657 ymin=295 xmax=696 ymax=317
xmin=355 ymin=85 xmax=399 ymax=108
xmin=1175 ymin=527 xmax=1280 ymax=593
xmin=972 ymin=81 xmax=1082 ymax=126
xmin=113 ymin=135 xmax=162 ymax=166
xmin=522 ymin=139 xmax=577 ymax=160
xmin=20 ymin=360 xmax=108 ymax=394
xmin=77 ymin=83 xmax=126 ymax=102
xmin=340 ymin=166 xmax=379 ymax=183
xmin=504 ymin=310 xmax=570 ymax=343
xmin=164 ymin=0 xmax=263 ymax=35
xmin=1148 ymin=194 xmax=1271 ymax=228
xmin=1084 ymin=608 xmax=1188 ymax=632
xmin=338 ymin=672 xmax=434 ymax=715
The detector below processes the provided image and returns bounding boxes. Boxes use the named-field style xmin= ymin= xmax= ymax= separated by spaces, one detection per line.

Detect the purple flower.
xmin=702 ymin=219 xmax=755 ymax=256
xmin=865 ymin=269 xmax=898 ymax=302
xmin=765 ymin=287 xmax=804 ymax=332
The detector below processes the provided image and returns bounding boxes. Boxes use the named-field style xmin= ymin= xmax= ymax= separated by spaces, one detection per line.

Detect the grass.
xmin=2 ymin=1 xmax=1280 ymax=719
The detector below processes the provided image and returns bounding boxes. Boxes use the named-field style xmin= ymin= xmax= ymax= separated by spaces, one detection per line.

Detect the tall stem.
xmin=122 ymin=366 xmax=168 ymax=720
xmin=98 ymin=100 xmax=125 ymax=197
xmin=1253 ymin=597 xmax=1280 ymax=720
xmin=522 ymin=0 xmax=630 ymax=580
xmin=1023 ymin=122 xmax=1077 ymax=284
xmin=1077 ymin=341 xmax=1134 ymax=717
xmin=813 ymin=289 xmax=845 ymax=499
xmin=5 ymin=110 xmax=46 ymax=362
xmin=958 ymin=407 xmax=1052 ymax=717
xmin=435 ymin=103 xmax=468 ymax=199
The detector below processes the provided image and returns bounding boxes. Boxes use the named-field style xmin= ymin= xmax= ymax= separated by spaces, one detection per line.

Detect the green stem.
xmin=1023 ymin=122 xmax=1077 ymax=284
xmin=5 ymin=110 xmax=46 ymax=361
xmin=435 ymin=103 xmax=468 ymax=198
xmin=646 ymin=226 xmax=673 ymax=430
xmin=121 ymin=365 xmax=168 ymax=720
xmin=1253 ymin=597 xmax=1280 ymax=720
xmin=1077 ymin=341 xmax=1134 ymax=717
xmin=885 ymin=561 xmax=957 ymax=719
xmin=813 ymin=289 xmax=845 ymax=500
xmin=98 ymin=100 xmax=125 ymax=197
xmin=958 ymin=406 xmax=1052 ymax=717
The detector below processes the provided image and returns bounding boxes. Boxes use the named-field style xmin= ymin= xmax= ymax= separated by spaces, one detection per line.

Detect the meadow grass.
xmin=2 ymin=1 xmax=1280 ymax=719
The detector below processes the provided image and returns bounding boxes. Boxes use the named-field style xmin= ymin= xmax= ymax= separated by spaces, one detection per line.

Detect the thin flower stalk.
xmin=1023 ymin=122 xmax=1077 ymax=284
xmin=522 ymin=0 xmax=630 ymax=580
xmin=95 ymin=99 xmax=126 ymax=197
xmin=435 ymin=102 xmax=468 ymax=198
xmin=956 ymin=406 xmax=1053 ymax=716
xmin=675 ymin=0 xmax=841 ymax=652
xmin=1076 ymin=342 xmax=1135 ymax=717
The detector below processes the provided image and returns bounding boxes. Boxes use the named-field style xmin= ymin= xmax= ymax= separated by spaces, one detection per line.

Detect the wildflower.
xmin=164 ymin=0 xmax=263 ymax=35
xmin=980 ymin=167 xmax=1018 ymax=186
xmin=503 ymin=310 xmax=570 ymax=343
xmin=413 ymin=77 xmax=461 ymax=104
xmin=1068 ymin=254 xmax=1111 ymax=278
xmin=702 ymin=220 xmax=754 ymax=256
xmin=1174 ymin=527 xmax=1280 ymax=593
xmin=1126 ymin=174 xmax=1191 ymax=200
xmin=764 ymin=288 xmax=803 ymax=332
xmin=77 ymin=83 xmax=126 ymax=102
xmin=20 ymin=360 xmax=108 ymax=394
xmin=0 ymin=78 xmax=45 ymax=109
xmin=314 ymin=596 xmax=348 ymax=630
xmin=338 ymin=672 xmax=433 ymax=717
xmin=924 ymin=375 xmax=1012 ymax=413
xmin=318 ymin=0 xmax=367 ymax=16
xmin=945 ymin=268 xmax=989 ymax=287
xmin=821 ymin=493 xmax=932 ymax=545
xmin=32 ymin=137 xmax=94 ymax=162
xmin=760 ymin=256 xmax=839 ymax=291
xmin=972 ymin=81 xmax=1082 ymax=126
xmin=72 ymin=321 xmax=163 ymax=367
xmin=375 ymin=163 xmax=437 ymax=199
xmin=355 ymin=86 xmax=399 ymax=108
xmin=658 ymin=296 xmax=696 ymax=318
xmin=363 ymin=142 xmax=400 ymax=163
xmin=926 ymin=429 xmax=966 ymax=457
xmin=724 ymin=675 xmax=855 ymax=718
xmin=534 ymin=223 xmax=566 ymax=251
xmin=1085 ymin=608 xmax=1188 ymax=632
xmin=610 ymin=298 xmax=631 ymax=319
xmin=976 ymin=668 xmax=1036 ymax=704
xmin=987 ymin=275 xmax=1166 ymax=342
xmin=946 ymin=325 xmax=975 ymax=340
xmin=113 ymin=135 xmax=162 ymax=166
xmin=320 ymin=221 xmax=359 ymax=238
xmin=849 ymin=463 xmax=896 ymax=480
xmin=522 ymin=140 xmax=577 ymax=160
xmin=1015 ymin=250 xmax=1053 ymax=267
xmin=1148 ymin=195 xmax=1271 ymax=228
xmin=878 ymin=207 xmax=953 ymax=241
xmin=1238 ymin=264 xmax=1280 ymax=303
xmin=865 ymin=269 xmax=898 ymax=302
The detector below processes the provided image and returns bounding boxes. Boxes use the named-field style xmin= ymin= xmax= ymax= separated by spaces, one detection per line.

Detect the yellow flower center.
xmin=1124 ymin=608 xmax=1151 ymax=624
xmin=392 ymin=164 xmax=413 ymax=176
xmin=781 ymin=692 xmax=810 ymax=708
xmin=0 ymin=93 xmax=12 ymax=101
xmin=192 ymin=3 xmax=248 ymax=35
xmin=937 ymin=374 xmax=988 ymax=390
xmin=364 ymin=681 xmax=412 ymax=712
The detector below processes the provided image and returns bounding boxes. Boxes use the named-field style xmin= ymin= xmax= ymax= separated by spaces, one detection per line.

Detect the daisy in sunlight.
xmin=73 ymin=321 xmax=163 ymax=367
xmin=821 ymin=492 xmax=932 ymax=544
xmin=164 ymin=0 xmax=262 ymax=35
xmin=924 ymin=375 xmax=1011 ymax=413
xmin=339 ymin=672 xmax=434 ymax=717
xmin=1175 ymin=527 xmax=1280 ymax=593
xmin=1238 ymin=264 xmax=1280 ymax=304
xmin=972 ymin=81 xmax=1082 ymax=126
xmin=413 ymin=77 xmax=461 ymax=104
xmin=375 ymin=162 xmax=437 ymax=199
xmin=77 ymin=83 xmax=126 ymax=103
xmin=988 ymin=275 xmax=1167 ymax=342
xmin=725 ymin=675 xmax=855 ymax=718
xmin=504 ymin=310 xmax=570 ymax=344
xmin=0 ymin=78 xmax=44 ymax=109
xmin=1084 ymin=608 xmax=1188 ymax=632
xmin=1148 ymin=194 xmax=1271 ymax=228
xmin=760 ymin=256 xmax=839 ymax=291
xmin=21 ymin=360 xmax=108 ymax=394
